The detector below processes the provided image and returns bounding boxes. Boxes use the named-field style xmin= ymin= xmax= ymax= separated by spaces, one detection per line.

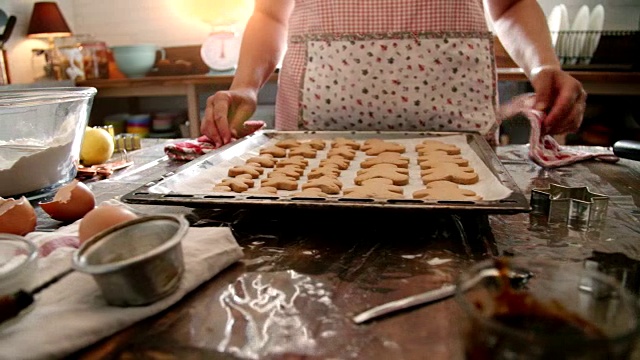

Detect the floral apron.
xmin=276 ymin=0 xmax=499 ymax=143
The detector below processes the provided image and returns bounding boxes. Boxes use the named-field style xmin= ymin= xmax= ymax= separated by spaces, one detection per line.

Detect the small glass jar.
xmin=81 ymin=40 xmax=110 ymax=80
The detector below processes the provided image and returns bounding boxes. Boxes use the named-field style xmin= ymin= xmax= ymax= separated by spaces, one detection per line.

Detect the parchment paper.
xmin=150 ymin=135 xmax=512 ymax=201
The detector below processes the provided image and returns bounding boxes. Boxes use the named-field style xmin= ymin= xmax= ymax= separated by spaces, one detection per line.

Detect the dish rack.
xmin=550 ymin=30 xmax=639 ymax=69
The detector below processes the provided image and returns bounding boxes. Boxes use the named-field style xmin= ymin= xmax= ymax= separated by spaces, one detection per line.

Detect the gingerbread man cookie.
xmin=261 ymin=176 xmax=299 ymax=191
xmin=217 ymin=174 xmax=255 ymax=193
xmin=415 ymin=140 xmax=461 ymax=155
xmin=268 ymin=167 xmax=303 ymax=180
xmin=307 ymin=166 xmax=341 ymax=179
xmin=354 ymin=166 xmax=410 ymax=185
xmin=275 ymin=138 xmax=302 ymax=149
xmin=327 ymin=146 xmax=357 ymax=160
xmin=319 ymin=156 xmax=350 ymax=170
xmin=228 ymin=164 xmax=264 ymax=178
xmin=331 ymin=137 xmax=360 ymax=150
xmin=412 ymin=181 xmax=482 ymax=200
xmin=301 ymin=176 xmax=343 ymax=194
xmin=246 ymin=154 xmax=276 ymax=168
xmin=356 ymin=163 xmax=409 ymax=175
xmin=246 ymin=186 xmax=279 ymax=195
xmin=289 ymin=144 xmax=318 ymax=158
xmin=361 ymin=140 xmax=406 ymax=156
xmin=291 ymin=188 xmax=329 ymax=197
xmin=304 ymin=139 xmax=326 ymax=150
xmin=343 ymin=179 xmax=405 ymax=199
xmin=259 ymin=146 xmax=287 ymax=158
xmin=420 ymin=163 xmax=479 ymax=185
xmin=276 ymin=156 xmax=309 ymax=169
xmin=360 ymin=152 xmax=410 ymax=168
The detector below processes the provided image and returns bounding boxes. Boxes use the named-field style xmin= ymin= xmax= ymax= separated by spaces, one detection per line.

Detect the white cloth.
xmin=0 ymin=225 xmax=243 ymax=360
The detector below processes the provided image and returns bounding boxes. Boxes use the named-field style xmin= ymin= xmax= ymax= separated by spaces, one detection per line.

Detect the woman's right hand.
xmin=201 ymin=88 xmax=259 ymax=147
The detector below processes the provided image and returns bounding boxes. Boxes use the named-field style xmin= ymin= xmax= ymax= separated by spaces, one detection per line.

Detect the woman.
xmin=201 ymin=0 xmax=585 ymax=148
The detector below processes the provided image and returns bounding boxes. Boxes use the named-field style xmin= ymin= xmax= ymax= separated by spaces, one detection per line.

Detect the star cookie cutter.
xmin=530 ymin=184 xmax=609 ymax=230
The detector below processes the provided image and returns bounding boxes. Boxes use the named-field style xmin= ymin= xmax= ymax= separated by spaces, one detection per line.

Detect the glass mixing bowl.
xmin=0 ymin=87 xmax=97 ymax=200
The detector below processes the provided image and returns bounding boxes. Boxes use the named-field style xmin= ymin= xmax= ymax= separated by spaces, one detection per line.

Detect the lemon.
xmin=80 ymin=127 xmax=114 ymax=166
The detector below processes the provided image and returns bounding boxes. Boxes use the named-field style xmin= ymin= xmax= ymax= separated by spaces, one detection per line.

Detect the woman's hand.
xmin=529 ymin=66 xmax=587 ymax=135
xmin=200 ymin=88 xmax=259 ymax=147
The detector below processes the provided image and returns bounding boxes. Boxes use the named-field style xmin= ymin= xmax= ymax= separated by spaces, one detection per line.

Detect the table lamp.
xmin=27 ymin=1 xmax=72 ymax=49
xmin=180 ymin=0 xmax=253 ymax=72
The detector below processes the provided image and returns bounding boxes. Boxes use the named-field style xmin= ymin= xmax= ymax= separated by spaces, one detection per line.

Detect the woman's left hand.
xmin=529 ymin=66 xmax=587 ymax=135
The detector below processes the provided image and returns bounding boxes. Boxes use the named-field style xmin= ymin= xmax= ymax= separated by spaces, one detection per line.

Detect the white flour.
xmin=0 ymin=114 xmax=78 ymax=197
xmin=0 ymin=254 xmax=28 ymax=275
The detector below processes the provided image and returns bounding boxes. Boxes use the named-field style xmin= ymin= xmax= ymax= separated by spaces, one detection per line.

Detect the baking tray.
xmin=121 ymin=130 xmax=530 ymax=214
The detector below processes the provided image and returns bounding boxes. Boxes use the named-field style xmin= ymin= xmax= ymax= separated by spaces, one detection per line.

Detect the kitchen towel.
xmin=164 ymin=120 xmax=266 ymax=161
xmin=0 ymin=211 xmax=244 ymax=359
xmin=500 ymin=93 xmax=618 ymax=168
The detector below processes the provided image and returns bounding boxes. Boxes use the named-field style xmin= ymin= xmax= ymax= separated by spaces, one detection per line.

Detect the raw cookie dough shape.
xmin=420 ymin=163 xmax=479 ymax=185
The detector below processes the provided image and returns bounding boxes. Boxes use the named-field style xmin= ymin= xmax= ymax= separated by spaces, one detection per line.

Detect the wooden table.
xmin=31 ymin=139 xmax=637 ymax=359
xmin=76 ymin=69 xmax=640 ymax=138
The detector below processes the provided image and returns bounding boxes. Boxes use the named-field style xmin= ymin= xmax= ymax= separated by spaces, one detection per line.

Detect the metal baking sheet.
xmin=121 ymin=130 xmax=531 ymax=214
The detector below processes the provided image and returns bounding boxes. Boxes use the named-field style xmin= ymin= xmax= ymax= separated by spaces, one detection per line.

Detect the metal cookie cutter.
xmin=530 ymin=184 xmax=609 ymax=230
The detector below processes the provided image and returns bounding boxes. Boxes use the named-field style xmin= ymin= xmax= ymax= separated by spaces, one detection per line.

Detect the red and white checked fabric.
xmin=277 ymin=0 xmax=490 ymax=130
xmin=501 ymin=93 xmax=618 ymax=168
xmin=164 ymin=121 xmax=266 ymax=160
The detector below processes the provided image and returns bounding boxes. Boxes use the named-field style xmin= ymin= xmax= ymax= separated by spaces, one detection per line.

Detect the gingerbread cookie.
xmin=291 ymin=188 xmax=329 ymax=197
xmin=356 ymin=163 xmax=409 ymax=175
xmin=415 ymin=140 xmax=461 ymax=155
xmin=327 ymin=146 xmax=357 ymax=160
xmin=217 ymin=174 xmax=255 ymax=193
xmin=319 ymin=156 xmax=350 ymax=170
xmin=360 ymin=152 xmax=410 ymax=168
xmin=412 ymin=181 xmax=482 ymax=200
xmin=307 ymin=166 xmax=341 ymax=179
xmin=268 ymin=167 xmax=303 ymax=180
xmin=272 ymin=164 xmax=305 ymax=177
xmin=418 ymin=157 xmax=469 ymax=169
xmin=275 ymin=138 xmax=302 ymax=149
xmin=361 ymin=140 xmax=406 ymax=156
xmin=343 ymin=180 xmax=405 ymax=199
xmin=246 ymin=186 xmax=279 ymax=195
xmin=304 ymin=139 xmax=326 ymax=150
xmin=301 ymin=176 xmax=343 ymax=194
xmin=246 ymin=154 xmax=276 ymax=168
xmin=358 ymin=178 xmax=404 ymax=194
xmin=289 ymin=144 xmax=318 ymax=158
xmin=259 ymin=146 xmax=287 ymax=158
xmin=420 ymin=163 xmax=479 ymax=185
xmin=276 ymin=156 xmax=309 ymax=169
xmin=331 ymin=137 xmax=360 ymax=150
xmin=228 ymin=164 xmax=264 ymax=178
xmin=261 ymin=176 xmax=299 ymax=191
xmin=212 ymin=185 xmax=232 ymax=192
xmin=354 ymin=166 xmax=410 ymax=186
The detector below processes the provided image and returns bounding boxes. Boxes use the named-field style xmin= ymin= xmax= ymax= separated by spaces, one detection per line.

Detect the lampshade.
xmin=27 ymin=2 xmax=72 ymax=39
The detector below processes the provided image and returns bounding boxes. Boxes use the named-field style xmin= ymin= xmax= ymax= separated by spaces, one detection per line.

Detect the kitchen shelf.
xmin=76 ymin=69 xmax=639 ymax=138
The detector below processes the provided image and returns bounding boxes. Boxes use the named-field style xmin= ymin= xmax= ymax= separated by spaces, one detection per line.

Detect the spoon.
xmin=352 ymin=268 xmax=532 ymax=324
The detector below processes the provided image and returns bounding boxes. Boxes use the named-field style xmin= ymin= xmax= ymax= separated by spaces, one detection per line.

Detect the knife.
xmin=613 ymin=140 xmax=640 ymax=161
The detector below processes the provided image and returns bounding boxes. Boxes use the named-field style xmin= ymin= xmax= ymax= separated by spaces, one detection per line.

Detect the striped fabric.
xmin=276 ymin=0 xmax=495 ymax=133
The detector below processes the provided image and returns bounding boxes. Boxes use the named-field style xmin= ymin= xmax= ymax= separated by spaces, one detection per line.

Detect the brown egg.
xmin=0 ymin=196 xmax=37 ymax=235
xmin=40 ymin=180 xmax=96 ymax=222
xmin=78 ymin=204 xmax=138 ymax=244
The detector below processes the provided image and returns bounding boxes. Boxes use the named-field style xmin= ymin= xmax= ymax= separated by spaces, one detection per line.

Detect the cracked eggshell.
xmin=39 ymin=180 xmax=96 ymax=222
xmin=0 ymin=196 xmax=37 ymax=235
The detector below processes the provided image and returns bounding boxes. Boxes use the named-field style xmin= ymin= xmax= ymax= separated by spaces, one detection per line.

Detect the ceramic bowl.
xmin=111 ymin=44 xmax=165 ymax=78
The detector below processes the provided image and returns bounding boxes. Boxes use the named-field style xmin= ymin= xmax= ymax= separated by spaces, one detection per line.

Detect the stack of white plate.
xmin=547 ymin=4 xmax=605 ymax=65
